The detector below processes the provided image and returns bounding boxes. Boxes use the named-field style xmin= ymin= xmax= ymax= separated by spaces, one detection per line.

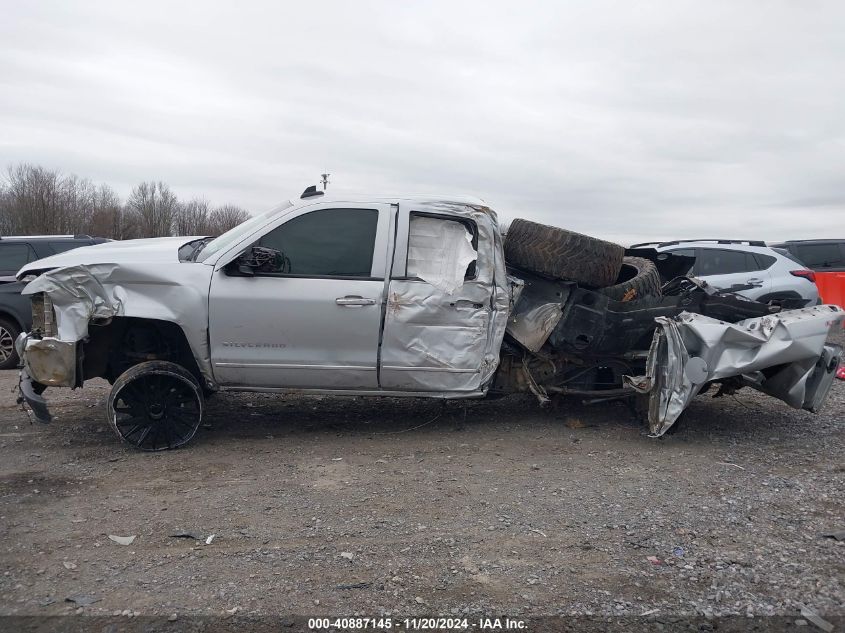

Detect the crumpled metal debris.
xmin=627 ymin=305 xmax=844 ymax=436
xmin=22 ymin=264 xmax=122 ymax=340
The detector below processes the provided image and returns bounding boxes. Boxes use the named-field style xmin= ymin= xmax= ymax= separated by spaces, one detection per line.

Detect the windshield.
xmin=194 ymin=200 xmax=294 ymax=263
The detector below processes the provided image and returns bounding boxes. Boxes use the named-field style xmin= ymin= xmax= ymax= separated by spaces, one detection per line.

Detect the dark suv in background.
xmin=770 ymin=239 xmax=845 ymax=271
xmin=770 ymin=239 xmax=845 ymax=315
xmin=0 ymin=235 xmax=110 ymax=369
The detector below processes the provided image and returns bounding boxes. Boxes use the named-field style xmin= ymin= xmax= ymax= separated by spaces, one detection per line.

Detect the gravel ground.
xmin=0 ymin=330 xmax=842 ymax=627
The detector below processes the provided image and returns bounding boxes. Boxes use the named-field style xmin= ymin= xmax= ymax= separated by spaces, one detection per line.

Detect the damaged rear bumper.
xmin=628 ymin=304 xmax=844 ymax=436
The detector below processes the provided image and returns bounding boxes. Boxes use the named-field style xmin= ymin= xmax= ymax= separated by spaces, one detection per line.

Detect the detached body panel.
xmin=629 ymin=305 xmax=844 ymax=436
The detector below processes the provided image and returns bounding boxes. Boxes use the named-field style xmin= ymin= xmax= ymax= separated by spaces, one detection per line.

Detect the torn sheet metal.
xmin=23 ymin=264 xmax=122 ymax=340
xmin=628 ymin=305 xmax=845 ymax=436
xmin=380 ymin=201 xmax=510 ymax=393
xmin=407 ymin=216 xmax=477 ymax=294
xmin=505 ymin=272 xmax=573 ymax=353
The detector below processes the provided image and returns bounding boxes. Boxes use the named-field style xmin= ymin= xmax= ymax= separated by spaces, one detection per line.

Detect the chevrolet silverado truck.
xmin=14 ymin=191 xmax=844 ymax=450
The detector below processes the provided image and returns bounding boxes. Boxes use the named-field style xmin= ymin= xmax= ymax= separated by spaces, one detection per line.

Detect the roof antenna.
xmin=300 ymin=185 xmax=324 ymax=199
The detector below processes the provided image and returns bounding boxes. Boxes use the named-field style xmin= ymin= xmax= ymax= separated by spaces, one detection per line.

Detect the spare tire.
xmin=599 ymin=256 xmax=662 ymax=302
xmin=504 ymin=218 xmax=624 ymax=287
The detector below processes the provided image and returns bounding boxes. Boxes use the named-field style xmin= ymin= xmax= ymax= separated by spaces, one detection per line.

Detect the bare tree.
xmin=174 ymin=198 xmax=211 ymax=236
xmin=126 ymin=181 xmax=179 ymax=238
xmin=87 ymin=184 xmax=133 ymax=239
xmin=2 ymin=164 xmax=62 ymax=234
xmin=208 ymin=204 xmax=251 ymax=235
xmin=1 ymin=162 xmax=251 ymax=239
xmin=58 ymin=174 xmax=96 ymax=234
xmin=0 ymin=185 xmax=13 ymax=235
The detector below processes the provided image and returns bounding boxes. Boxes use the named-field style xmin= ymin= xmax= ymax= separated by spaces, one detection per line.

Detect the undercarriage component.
xmin=549 ymin=279 xmax=780 ymax=358
xmin=492 ymin=345 xmax=636 ymax=401
xmin=107 ymin=360 xmax=204 ymax=451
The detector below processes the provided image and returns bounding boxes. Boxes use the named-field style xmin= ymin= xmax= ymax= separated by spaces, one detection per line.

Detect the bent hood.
xmin=17 ymin=236 xmax=205 ymax=278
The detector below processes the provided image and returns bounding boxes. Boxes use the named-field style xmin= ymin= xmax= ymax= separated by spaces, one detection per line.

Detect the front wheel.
xmin=0 ymin=318 xmax=21 ymax=370
xmin=107 ymin=361 xmax=204 ymax=451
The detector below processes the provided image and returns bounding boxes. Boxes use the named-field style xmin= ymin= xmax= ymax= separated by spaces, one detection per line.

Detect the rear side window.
xmin=773 ymin=248 xmax=805 ymax=266
xmin=48 ymin=241 xmax=87 ymax=254
xmin=794 ymin=243 xmax=845 ymax=269
xmin=753 ymin=253 xmax=777 ymax=269
xmin=695 ymin=249 xmax=757 ymax=275
xmin=258 ymin=208 xmax=378 ymax=277
xmin=0 ymin=243 xmax=34 ymax=272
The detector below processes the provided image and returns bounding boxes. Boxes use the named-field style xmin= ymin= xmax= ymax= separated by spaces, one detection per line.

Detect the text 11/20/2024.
xmin=308 ymin=617 xmax=528 ymax=630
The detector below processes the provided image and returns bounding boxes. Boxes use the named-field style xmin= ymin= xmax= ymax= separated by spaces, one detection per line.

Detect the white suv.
xmin=631 ymin=239 xmax=820 ymax=307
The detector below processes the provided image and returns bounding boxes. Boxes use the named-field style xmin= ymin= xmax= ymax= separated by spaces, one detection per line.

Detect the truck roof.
xmin=288 ymin=192 xmax=490 ymax=209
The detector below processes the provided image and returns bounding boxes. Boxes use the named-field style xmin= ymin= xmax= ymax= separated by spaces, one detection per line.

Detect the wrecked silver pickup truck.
xmin=14 ymin=192 xmax=844 ymax=450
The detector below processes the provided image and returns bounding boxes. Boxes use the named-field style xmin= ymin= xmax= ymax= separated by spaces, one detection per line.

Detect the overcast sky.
xmin=1 ymin=1 xmax=844 ymax=244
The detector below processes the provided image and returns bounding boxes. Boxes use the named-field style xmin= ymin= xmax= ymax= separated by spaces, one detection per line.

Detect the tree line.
xmin=0 ymin=163 xmax=251 ymax=239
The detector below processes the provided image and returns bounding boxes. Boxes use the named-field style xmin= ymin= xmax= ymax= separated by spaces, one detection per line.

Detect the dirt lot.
xmin=0 ymin=331 xmax=843 ymax=627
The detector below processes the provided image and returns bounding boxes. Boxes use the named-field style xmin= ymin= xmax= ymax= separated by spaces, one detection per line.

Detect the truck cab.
xmin=197 ymin=195 xmax=509 ymax=394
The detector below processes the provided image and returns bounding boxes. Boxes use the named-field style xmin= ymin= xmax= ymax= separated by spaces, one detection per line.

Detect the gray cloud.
xmin=1 ymin=0 xmax=843 ymax=244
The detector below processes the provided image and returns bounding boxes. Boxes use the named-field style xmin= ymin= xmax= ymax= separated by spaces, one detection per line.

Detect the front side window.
xmin=257 ymin=208 xmax=379 ymax=277
xmin=0 ymin=243 xmax=34 ymax=272
xmin=695 ymin=249 xmax=755 ymax=275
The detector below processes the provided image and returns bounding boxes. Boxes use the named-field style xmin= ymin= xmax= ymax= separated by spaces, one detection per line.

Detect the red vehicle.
xmin=771 ymin=240 xmax=845 ymax=325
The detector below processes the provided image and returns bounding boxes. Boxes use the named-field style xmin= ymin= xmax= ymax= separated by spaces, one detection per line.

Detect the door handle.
xmin=746 ymin=278 xmax=764 ymax=287
xmin=335 ymin=296 xmax=376 ymax=307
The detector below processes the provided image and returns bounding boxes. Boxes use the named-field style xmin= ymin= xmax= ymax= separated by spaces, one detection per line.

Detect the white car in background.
xmin=632 ymin=239 xmax=821 ymax=307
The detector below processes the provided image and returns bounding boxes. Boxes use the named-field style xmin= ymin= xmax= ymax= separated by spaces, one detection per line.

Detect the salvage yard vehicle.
xmin=770 ymin=239 xmax=845 ymax=313
xmin=631 ymin=239 xmax=820 ymax=308
xmin=14 ymin=191 xmax=845 ymax=450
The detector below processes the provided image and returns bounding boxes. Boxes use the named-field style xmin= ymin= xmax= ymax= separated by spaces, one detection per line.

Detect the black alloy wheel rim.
xmin=0 ymin=326 xmax=14 ymax=362
xmin=111 ymin=373 xmax=201 ymax=450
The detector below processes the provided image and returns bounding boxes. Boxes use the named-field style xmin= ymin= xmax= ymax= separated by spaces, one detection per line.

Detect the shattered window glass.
xmin=258 ymin=208 xmax=378 ymax=277
xmin=406 ymin=215 xmax=477 ymax=294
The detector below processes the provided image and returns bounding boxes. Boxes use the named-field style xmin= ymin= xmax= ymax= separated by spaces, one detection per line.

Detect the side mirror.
xmin=229 ymin=245 xmax=287 ymax=275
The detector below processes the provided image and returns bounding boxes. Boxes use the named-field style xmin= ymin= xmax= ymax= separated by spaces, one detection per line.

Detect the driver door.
xmin=208 ymin=203 xmax=392 ymax=389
